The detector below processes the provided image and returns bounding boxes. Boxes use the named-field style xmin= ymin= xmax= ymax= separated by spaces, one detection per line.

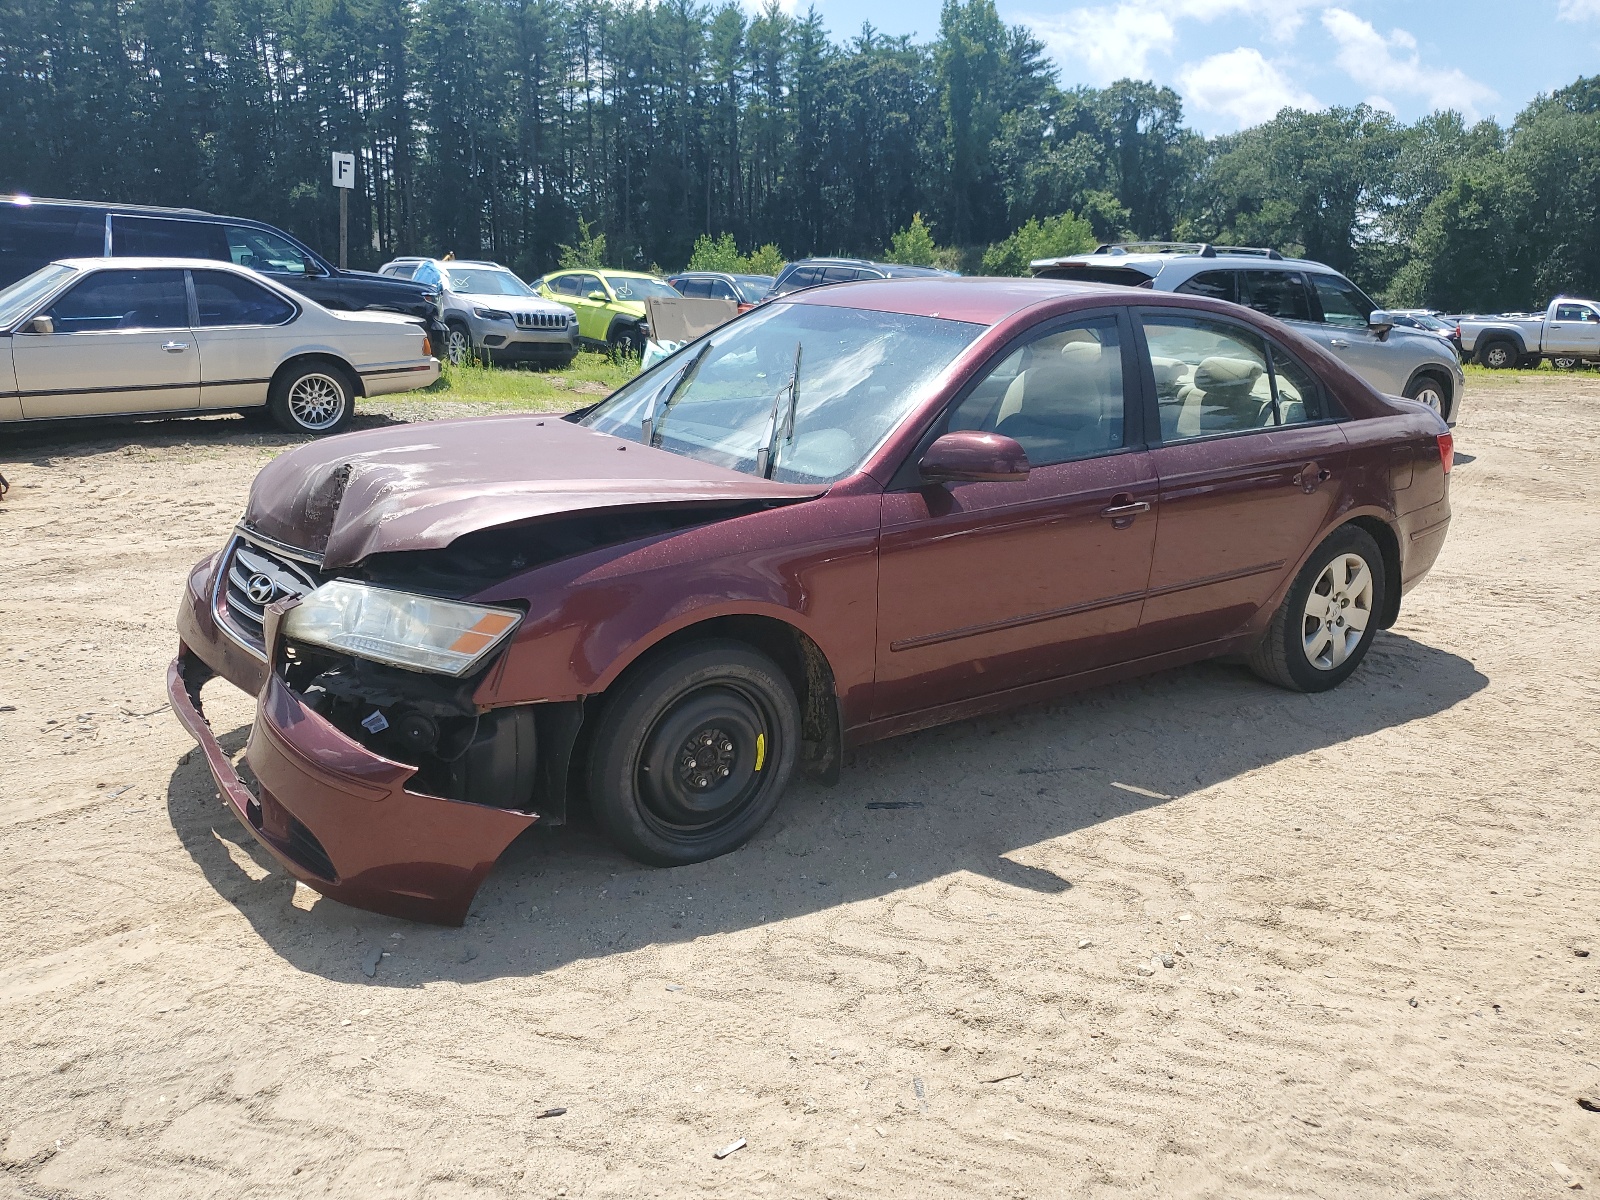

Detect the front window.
xmin=579 ymin=302 xmax=984 ymax=484
xmin=444 ymin=266 xmax=535 ymax=297
xmin=1311 ymin=274 xmax=1375 ymax=328
xmin=604 ymin=275 xmax=678 ymax=301
xmin=224 ymin=226 xmax=311 ymax=276
xmin=0 ymin=263 xmax=77 ymax=327
xmin=46 ymin=268 xmax=189 ymax=332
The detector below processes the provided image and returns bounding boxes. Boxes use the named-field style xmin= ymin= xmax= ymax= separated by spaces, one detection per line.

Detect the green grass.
xmin=419 ymin=351 xmax=639 ymax=410
xmin=1463 ymin=360 xmax=1599 ymax=384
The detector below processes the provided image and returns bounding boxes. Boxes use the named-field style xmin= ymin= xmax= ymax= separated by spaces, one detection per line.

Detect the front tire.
xmin=1403 ymin=372 xmax=1450 ymax=421
xmin=1478 ymin=340 xmax=1517 ymax=369
xmin=585 ymin=640 xmax=800 ymax=867
xmin=444 ymin=322 xmax=474 ymax=367
xmin=1248 ymin=525 xmax=1386 ymax=693
xmin=268 ymin=363 xmax=354 ymax=436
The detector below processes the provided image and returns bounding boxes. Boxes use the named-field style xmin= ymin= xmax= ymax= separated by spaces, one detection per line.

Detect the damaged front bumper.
xmin=167 ymin=600 xmax=540 ymax=926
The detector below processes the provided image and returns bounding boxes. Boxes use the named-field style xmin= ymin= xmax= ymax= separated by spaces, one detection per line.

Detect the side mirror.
xmin=918 ymin=431 xmax=1030 ymax=485
xmin=27 ymin=315 xmax=54 ymax=335
xmin=587 ymin=290 xmax=608 ymax=302
xmin=1368 ymin=310 xmax=1397 ymax=339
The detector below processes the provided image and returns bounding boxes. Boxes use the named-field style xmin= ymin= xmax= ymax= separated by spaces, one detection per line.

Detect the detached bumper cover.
xmin=168 ymin=647 xmax=538 ymax=926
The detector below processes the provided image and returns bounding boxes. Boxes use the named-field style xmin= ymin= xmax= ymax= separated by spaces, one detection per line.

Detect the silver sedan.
xmin=0 ymin=257 xmax=440 ymax=435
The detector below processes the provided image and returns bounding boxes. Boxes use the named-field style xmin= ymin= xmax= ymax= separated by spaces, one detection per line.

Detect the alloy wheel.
xmin=1301 ymin=552 xmax=1374 ymax=671
xmin=286 ymin=373 xmax=347 ymax=431
xmin=446 ymin=328 xmax=471 ymax=366
xmin=1411 ymin=384 xmax=1443 ymax=416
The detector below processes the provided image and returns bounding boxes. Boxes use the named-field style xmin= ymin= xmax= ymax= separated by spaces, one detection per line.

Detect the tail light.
xmin=1437 ymin=432 xmax=1453 ymax=474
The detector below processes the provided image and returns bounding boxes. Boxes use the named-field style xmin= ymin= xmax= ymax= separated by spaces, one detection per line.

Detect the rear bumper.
xmin=169 ymin=588 xmax=539 ymax=925
xmin=360 ymin=359 xmax=441 ymax=399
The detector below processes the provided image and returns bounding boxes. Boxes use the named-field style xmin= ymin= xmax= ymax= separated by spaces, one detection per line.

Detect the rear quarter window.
xmin=0 ymin=207 xmax=104 ymax=287
xmin=111 ymin=215 xmax=231 ymax=261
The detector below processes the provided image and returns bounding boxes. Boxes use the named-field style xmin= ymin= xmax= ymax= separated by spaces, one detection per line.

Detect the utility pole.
xmin=331 ymin=152 xmax=355 ymax=269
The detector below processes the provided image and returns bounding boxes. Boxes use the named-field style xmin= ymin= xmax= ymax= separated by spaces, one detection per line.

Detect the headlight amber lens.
xmin=283 ymin=580 xmax=521 ymax=676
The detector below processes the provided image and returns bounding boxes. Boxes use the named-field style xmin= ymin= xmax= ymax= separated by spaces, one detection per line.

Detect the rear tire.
xmin=1248 ymin=525 xmax=1386 ymax=693
xmin=1552 ymin=355 xmax=1581 ymax=370
xmin=1478 ymin=340 xmax=1517 ymax=369
xmin=267 ymin=363 xmax=354 ymax=436
xmin=585 ymin=639 xmax=800 ymax=867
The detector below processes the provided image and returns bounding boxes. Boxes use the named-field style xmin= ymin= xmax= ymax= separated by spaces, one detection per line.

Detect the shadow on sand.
xmin=164 ymin=631 xmax=1486 ymax=985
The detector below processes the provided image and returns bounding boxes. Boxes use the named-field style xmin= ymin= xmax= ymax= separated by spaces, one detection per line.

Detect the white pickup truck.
xmin=1458 ymin=297 xmax=1600 ymax=369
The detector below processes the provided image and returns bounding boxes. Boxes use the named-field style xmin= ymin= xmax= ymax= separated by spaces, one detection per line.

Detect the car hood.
xmin=240 ymin=415 xmax=827 ymax=567
xmin=455 ymin=291 xmax=570 ymax=314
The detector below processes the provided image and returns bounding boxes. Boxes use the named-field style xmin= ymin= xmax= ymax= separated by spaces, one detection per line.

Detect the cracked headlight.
xmin=284 ymin=581 xmax=521 ymax=676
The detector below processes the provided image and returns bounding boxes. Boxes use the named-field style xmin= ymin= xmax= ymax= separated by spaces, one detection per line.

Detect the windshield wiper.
xmin=642 ymin=342 xmax=711 ymax=447
xmin=756 ymin=342 xmax=803 ymax=479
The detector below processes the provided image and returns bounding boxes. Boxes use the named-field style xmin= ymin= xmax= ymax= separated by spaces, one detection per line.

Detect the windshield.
xmin=579 ymin=301 xmax=983 ymax=484
xmin=604 ymin=275 xmax=679 ymax=302
xmin=732 ymin=275 xmax=774 ymax=303
xmin=0 ymin=263 xmax=77 ymax=328
xmin=445 ymin=267 xmax=535 ymax=297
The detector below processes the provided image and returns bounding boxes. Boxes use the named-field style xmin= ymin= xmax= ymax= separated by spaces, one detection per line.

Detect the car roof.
xmin=4 ymin=194 xmax=213 ymax=217
xmin=51 ymin=256 xmax=261 ymax=271
xmin=786 ymin=276 xmax=1125 ymax=325
xmin=1033 ymin=243 xmax=1333 ymax=275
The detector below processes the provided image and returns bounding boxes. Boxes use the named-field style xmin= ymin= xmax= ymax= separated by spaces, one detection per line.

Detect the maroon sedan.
xmin=170 ymin=279 xmax=1453 ymax=924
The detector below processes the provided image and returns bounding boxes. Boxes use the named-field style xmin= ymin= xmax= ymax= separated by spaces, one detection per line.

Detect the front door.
xmin=569 ymin=272 xmax=613 ymax=342
xmin=1135 ymin=309 xmax=1350 ymax=652
xmin=13 ymin=266 xmax=199 ymax=418
xmin=1304 ymin=273 xmax=1406 ymax=393
xmin=873 ymin=313 xmax=1158 ymax=719
xmin=1549 ymin=302 xmax=1600 ymax=357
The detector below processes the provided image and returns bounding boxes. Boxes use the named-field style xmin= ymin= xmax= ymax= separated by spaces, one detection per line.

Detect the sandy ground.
xmin=1 ymin=378 xmax=1597 ymax=1199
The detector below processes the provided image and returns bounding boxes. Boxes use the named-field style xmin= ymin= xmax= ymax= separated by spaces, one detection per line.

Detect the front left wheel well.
xmin=593 ymin=615 xmax=843 ymax=787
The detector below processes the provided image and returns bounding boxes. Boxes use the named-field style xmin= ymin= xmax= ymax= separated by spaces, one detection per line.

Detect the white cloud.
xmin=1558 ymin=0 xmax=1600 ymax=19
xmin=1320 ymin=8 xmax=1497 ymax=118
xmin=1017 ymin=0 xmax=1316 ymax=86
xmin=1178 ymin=47 xmax=1320 ymax=127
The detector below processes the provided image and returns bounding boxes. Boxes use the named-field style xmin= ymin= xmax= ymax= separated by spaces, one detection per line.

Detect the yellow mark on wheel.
xmin=755 ymin=733 xmax=766 ymax=772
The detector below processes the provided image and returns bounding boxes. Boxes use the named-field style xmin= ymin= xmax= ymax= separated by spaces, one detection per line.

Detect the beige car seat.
xmin=1172 ymin=355 xmax=1274 ymax=437
xmin=992 ymin=332 xmax=1121 ymax=460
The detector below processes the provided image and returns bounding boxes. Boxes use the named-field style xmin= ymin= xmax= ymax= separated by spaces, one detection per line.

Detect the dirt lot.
xmin=1 ymin=377 xmax=1597 ymax=1199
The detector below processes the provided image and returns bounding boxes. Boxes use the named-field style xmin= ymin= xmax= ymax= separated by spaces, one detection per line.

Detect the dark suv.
xmin=0 ymin=197 xmax=444 ymax=339
xmin=769 ymin=257 xmax=948 ymax=298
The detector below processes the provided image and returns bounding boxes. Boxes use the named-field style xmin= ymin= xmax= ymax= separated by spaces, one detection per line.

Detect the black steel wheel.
xmin=585 ymin=639 xmax=800 ymax=866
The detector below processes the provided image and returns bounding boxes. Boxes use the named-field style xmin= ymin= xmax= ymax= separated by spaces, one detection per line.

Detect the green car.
xmin=534 ymin=269 xmax=681 ymax=352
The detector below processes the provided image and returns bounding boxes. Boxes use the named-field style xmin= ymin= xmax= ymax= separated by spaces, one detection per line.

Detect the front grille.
xmin=514 ymin=311 xmax=569 ymax=330
xmin=215 ymin=535 xmax=322 ymax=654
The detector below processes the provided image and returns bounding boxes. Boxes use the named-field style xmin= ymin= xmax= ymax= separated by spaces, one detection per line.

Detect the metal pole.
xmin=339 ymin=188 xmax=349 ymax=270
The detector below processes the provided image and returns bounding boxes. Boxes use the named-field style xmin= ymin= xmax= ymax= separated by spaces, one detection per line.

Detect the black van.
xmin=0 ymin=197 xmax=444 ymax=338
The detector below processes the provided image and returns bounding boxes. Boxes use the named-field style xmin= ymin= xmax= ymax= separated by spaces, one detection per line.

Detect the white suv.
xmin=1032 ymin=243 xmax=1464 ymax=425
xmin=379 ymin=257 xmax=577 ymax=368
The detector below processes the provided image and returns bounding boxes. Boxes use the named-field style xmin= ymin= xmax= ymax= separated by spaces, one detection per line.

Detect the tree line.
xmin=1 ymin=0 xmax=1596 ymax=311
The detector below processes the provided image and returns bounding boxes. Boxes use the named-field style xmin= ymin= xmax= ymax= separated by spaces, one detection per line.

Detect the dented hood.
xmin=241 ymin=415 xmax=828 ymax=567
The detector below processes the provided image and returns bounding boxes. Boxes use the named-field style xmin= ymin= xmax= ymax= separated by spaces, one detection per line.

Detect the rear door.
xmin=190 ymin=268 xmax=301 ymax=410
xmin=873 ymin=311 xmax=1158 ymax=718
xmin=1135 ymin=308 xmax=1349 ymax=652
xmin=13 ymin=267 xmax=199 ymax=417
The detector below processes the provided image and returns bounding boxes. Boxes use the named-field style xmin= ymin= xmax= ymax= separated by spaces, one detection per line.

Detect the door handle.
xmin=162 ymin=341 xmax=190 ymax=352
xmin=1328 ymin=338 xmax=1350 ymax=349
xmin=1100 ymin=497 xmax=1151 ymax=529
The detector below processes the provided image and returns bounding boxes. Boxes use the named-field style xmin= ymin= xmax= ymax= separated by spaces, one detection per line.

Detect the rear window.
xmin=111 ymin=215 xmax=231 ymax=261
xmin=1240 ymin=270 xmax=1313 ymax=321
xmin=192 ymin=270 xmax=297 ymax=326
xmin=1175 ymin=270 xmax=1239 ymax=304
xmin=1031 ymin=263 xmax=1154 ymax=287
xmin=0 ymin=206 xmax=103 ymax=288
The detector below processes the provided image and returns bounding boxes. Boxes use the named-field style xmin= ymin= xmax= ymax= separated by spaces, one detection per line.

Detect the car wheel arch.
xmin=271 ymin=352 xmax=364 ymax=398
xmin=1403 ymin=367 xmax=1454 ymax=421
xmin=586 ymin=612 xmax=845 ymax=787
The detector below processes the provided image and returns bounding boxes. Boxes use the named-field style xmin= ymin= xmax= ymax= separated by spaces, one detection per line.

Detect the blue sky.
xmin=791 ymin=0 xmax=1600 ymax=134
